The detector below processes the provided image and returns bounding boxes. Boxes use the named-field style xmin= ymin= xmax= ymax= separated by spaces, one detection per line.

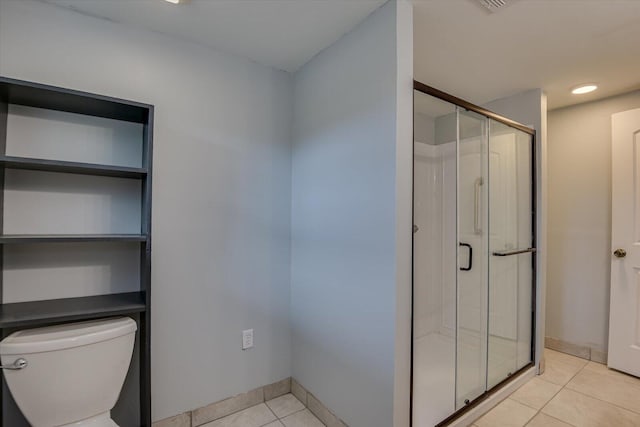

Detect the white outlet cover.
xmin=242 ymin=329 xmax=254 ymax=350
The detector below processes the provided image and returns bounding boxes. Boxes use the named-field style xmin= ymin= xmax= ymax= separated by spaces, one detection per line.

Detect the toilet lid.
xmin=0 ymin=317 xmax=137 ymax=355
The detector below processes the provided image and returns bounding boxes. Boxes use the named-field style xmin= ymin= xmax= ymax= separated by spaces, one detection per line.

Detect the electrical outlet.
xmin=242 ymin=329 xmax=254 ymax=350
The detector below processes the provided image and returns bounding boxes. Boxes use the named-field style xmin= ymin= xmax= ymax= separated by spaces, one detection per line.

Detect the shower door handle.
xmin=459 ymin=242 xmax=473 ymax=271
xmin=492 ymin=248 xmax=536 ymax=257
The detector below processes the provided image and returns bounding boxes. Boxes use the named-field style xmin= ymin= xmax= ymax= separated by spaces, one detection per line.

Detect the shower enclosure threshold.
xmin=438 ymin=364 xmax=536 ymax=427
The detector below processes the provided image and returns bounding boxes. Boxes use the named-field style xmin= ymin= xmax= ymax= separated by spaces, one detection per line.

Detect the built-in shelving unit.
xmin=0 ymin=76 xmax=152 ymax=426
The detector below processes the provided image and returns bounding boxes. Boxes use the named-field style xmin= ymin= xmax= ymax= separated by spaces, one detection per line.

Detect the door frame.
xmin=608 ymin=108 xmax=640 ymax=377
xmin=411 ymin=81 xmax=537 ymax=427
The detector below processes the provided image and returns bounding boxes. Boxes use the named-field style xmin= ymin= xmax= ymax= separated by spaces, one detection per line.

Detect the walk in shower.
xmin=412 ymin=82 xmax=536 ymax=426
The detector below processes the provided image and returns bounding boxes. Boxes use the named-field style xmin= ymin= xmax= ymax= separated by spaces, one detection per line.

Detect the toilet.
xmin=0 ymin=317 xmax=137 ymax=427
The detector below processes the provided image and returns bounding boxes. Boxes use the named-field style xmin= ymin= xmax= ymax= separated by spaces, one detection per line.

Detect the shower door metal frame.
xmin=411 ymin=80 xmax=537 ymax=427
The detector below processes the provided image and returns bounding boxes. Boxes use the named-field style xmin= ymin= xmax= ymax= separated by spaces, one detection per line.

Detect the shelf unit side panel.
xmin=0 ymin=80 xmax=6 ymax=425
xmin=140 ymin=107 xmax=153 ymax=427
xmin=0 ymin=90 xmax=7 ymax=304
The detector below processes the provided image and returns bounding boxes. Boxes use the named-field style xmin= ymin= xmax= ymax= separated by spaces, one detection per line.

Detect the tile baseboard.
xmin=291 ymin=378 xmax=348 ymax=427
xmin=152 ymin=412 xmax=191 ymax=427
xmin=264 ymin=377 xmax=292 ymax=401
xmin=191 ymin=387 xmax=264 ymax=426
xmin=153 ymin=376 xmax=348 ymax=427
xmin=545 ymin=337 xmax=607 ymax=364
xmin=590 ymin=348 xmax=608 ymax=364
xmin=291 ymin=378 xmax=308 ymax=406
xmin=152 ymin=377 xmax=292 ymax=427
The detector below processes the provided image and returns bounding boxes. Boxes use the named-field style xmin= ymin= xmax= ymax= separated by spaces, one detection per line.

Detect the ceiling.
xmin=414 ymin=0 xmax=640 ymax=110
xmin=42 ymin=0 xmax=386 ymax=73
xmin=41 ymin=0 xmax=640 ymax=110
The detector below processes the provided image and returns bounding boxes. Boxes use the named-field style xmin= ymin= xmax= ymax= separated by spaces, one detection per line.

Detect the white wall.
xmin=0 ymin=0 xmax=293 ymax=421
xmin=393 ymin=2 xmax=414 ymax=424
xmin=483 ymin=90 xmax=547 ymax=371
xmin=290 ymin=1 xmax=413 ymax=426
xmin=547 ymin=90 xmax=640 ymax=357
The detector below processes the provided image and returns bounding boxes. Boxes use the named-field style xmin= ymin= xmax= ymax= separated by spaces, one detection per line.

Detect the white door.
xmin=609 ymin=108 xmax=640 ymax=377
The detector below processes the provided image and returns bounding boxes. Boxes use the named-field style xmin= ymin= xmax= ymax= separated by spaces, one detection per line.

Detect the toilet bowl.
xmin=0 ymin=317 xmax=137 ymax=427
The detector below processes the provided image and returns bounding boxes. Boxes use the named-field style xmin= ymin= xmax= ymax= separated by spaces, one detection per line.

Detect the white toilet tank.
xmin=0 ymin=317 xmax=137 ymax=427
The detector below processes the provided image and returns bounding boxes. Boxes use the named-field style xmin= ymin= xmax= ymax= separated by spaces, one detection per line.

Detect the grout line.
xmin=498 ymin=350 xmax=640 ymax=426
xmin=524 ymin=410 xmax=577 ymax=427
xmin=264 ymin=402 xmax=278 ymax=420
xmin=509 ymin=396 xmax=542 ymax=412
xmin=536 ymin=357 xmax=586 ymax=408
xmin=547 ymin=412 xmax=577 ymax=427
xmin=536 ymin=357 xmax=640 ymax=424
xmin=278 ymin=407 xmax=307 ymax=420
xmin=508 ymin=376 xmax=563 ymax=411
xmin=561 ymin=384 xmax=640 ymax=416
xmin=536 ymin=357 xmax=585 ymax=388
xmin=510 ymin=354 xmax=588 ymax=426
xmin=534 ymin=374 xmax=573 ymax=424
xmin=258 ymin=415 xmax=282 ymax=427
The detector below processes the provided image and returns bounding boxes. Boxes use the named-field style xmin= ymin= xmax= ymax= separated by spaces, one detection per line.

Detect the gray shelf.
xmin=0 ymin=155 xmax=147 ymax=178
xmin=0 ymin=76 xmax=151 ymax=123
xmin=0 ymin=292 xmax=146 ymax=329
xmin=0 ymin=234 xmax=148 ymax=244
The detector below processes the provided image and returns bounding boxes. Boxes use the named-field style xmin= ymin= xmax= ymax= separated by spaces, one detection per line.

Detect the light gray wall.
xmin=290 ymin=2 xmax=405 ymax=426
xmin=0 ymin=0 xmax=293 ymax=421
xmin=546 ymin=90 xmax=640 ymax=356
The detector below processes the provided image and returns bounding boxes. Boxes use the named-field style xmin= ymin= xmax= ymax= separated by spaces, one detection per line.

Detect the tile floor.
xmin=200 ymin=348 xmax=640 ymax=427
xmin=202 ymin=393 xmax=324 ymax=427
xmin=473 ymin=348 xmax=640 ymax=427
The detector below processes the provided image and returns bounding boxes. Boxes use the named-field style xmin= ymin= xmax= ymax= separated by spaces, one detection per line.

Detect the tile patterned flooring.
xmin=202 ymin=393 xmax=324 ymax=427
xmin=473 ymin=348 xmax=640 ymax=427
xmin=195 ymin=348 xmax=640 ymax=427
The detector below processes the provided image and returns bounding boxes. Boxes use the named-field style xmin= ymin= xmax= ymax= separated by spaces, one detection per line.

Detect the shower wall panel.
xmin=413 ymin=142 xmax=456 ymax=339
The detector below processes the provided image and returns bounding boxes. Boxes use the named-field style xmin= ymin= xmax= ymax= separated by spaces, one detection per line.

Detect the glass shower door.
xmin=455 ymin=109 xmax=489 ymax=409
xmin=412 ymin=91 xmax=458 ymax=426
xmin=412 ymin=84 xmax=536 ymax=426
xmin=487 ymin=120 xmax=534 ymax=388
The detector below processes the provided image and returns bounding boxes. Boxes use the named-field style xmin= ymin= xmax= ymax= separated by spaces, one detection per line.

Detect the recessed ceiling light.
xmin=164 ymin=0 xmax=181 ymax=4
xmin=571 ymin=84 xmax=598 ymax=95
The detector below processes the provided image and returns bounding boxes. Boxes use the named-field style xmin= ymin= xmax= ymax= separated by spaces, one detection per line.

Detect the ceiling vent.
xmin=476 ymin=0 xmax=511 ymax=13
